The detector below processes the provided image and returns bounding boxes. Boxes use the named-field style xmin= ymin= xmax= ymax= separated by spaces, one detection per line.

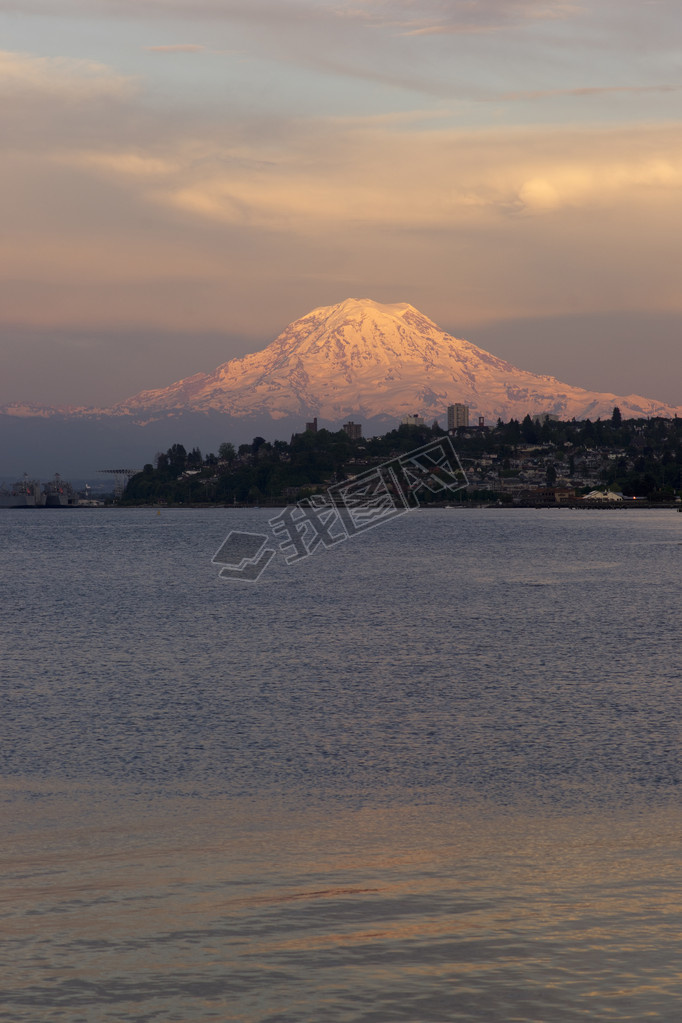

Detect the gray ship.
xmin=43 ymin=474 xmax=77 ymax=507
xmin=0 ymin=474 xmax=47 ymax=508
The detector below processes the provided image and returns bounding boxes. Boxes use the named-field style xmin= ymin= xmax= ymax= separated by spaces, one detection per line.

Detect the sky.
xmin=1 ymin=0 xmax=681 ymax=407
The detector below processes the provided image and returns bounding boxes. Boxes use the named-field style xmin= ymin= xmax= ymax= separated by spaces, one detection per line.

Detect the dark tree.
xmin=218 ymin=441 xmax=236 ymax=463
xmin=521 ymin=414 xmax=538 ymax=443
xmin=167 ymin=444 xmax=187 ymax=473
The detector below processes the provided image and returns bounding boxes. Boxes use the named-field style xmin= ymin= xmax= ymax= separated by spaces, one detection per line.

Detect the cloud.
xmin=517 ymin=155 xmax=682 ymax=211
xmin=355 ymin=0 xmax=583 ymax=35
xmin=0 ymin=49 xmax=135 ymax=100
xmin=69 ymin=151 xmax=179 ymax=178
xmin=0 ymin=0 xmax=580 ymax=29
xmin=1 ymin=2 xmax=678 ymax=110
xmin=3 ymin=46 xmax=681 ymax=239
xmin=501 ymin=84 xmax=680 ymax=101
xmin=81 ymin=122 xmax=679 ymax=229
xmin=145 ymin=44 xmax=206 ymax=52
xmin=1 ymin=23 xmax=681 ymax=363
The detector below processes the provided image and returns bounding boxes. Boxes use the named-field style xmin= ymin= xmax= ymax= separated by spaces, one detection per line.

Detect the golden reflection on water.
xmin=2 ymin=783 xmax=682 ymax=1022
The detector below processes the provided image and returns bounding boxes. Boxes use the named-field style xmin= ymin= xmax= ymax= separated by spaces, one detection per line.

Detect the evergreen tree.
xmin=218 ymin=441 xmax=236 ymax=463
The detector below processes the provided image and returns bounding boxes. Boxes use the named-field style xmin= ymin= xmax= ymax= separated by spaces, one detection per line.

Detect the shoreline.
xmin=4 ymin=501 xmax=678 ymax=512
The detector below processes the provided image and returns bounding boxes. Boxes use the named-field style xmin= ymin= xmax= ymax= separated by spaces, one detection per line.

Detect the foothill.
xmin=121 ymin=407 xmax=682 ymax=508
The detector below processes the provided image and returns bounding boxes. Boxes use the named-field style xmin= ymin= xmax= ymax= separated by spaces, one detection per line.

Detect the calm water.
xmin=1 ymin=508 xmax=681 ymax=1021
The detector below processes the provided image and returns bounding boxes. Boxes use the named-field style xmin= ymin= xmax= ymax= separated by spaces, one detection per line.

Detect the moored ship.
xmin=0 ymin=474 xmax=47 ymax=508
xmin=43 ymin=474 xmax=77 ymax=507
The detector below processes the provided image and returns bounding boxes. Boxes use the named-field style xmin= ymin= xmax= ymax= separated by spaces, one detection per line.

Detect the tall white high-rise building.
xmin=447 ymin=403 xmax=469 ymax=430
xmin=342 ymin=421 xmax=362 ymax=440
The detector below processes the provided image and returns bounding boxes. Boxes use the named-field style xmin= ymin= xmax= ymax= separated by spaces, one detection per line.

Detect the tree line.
xmin=121 ymin=411 xmax=682 ymax=505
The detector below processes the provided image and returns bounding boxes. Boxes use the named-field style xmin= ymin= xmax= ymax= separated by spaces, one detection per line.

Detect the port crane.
xmin=98 ymin=468 xmax=139 ymax=499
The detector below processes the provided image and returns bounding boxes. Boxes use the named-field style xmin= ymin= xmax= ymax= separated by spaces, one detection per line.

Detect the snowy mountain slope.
xmin=2 ymin=298 xmax=680 ymax=425
xmin=109 ymin=298 xmax=682 ymax=423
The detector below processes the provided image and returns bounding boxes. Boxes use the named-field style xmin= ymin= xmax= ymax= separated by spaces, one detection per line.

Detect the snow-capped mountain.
xmin=108 ymin=297 xmax=681 ymax=423
xmin=2 ymin=298 xmax=681 ymax=475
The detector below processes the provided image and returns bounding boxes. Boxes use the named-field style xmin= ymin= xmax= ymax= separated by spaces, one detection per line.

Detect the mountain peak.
xmin=305 ymin=297 xmax=419 ymax=320
xmin=300 ymin=298 xmax=432 ymax=338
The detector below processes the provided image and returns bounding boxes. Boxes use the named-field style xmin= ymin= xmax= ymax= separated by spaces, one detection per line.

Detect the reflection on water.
xmin=3 ymin=792 xmax=682 ymax=1022
xmin=1 ymin=509 xmax=682 ymax=1021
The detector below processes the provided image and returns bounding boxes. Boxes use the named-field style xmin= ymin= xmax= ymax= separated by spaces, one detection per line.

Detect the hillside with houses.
xmin=121 ymin=410 xmax=682 ymax=507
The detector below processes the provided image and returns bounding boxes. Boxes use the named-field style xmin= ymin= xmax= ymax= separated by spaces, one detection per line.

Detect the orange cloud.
xmin=0 ymin=49 xmax=134 ymax=99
